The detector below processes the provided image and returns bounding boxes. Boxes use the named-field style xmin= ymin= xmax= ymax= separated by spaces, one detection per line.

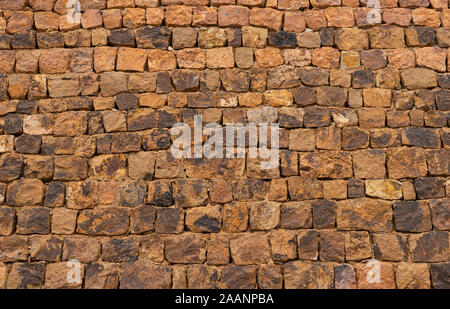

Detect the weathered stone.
xmin=7 ymin=263 xmax=45 ymax=289
xmin=84 ymin=262 xmax=120 ymax=289
xmin=312 ymin=200 xmax=336 ymax=229
xmin=222 ymin=202 xmax=249 ymax=232
xmin=0 ymin=235 xmax=28 ymax=262
xmin=135 ymin=26 xmax=170 ymax=48
xmin=176 ymin=48 xmax=206 ymax=69
xmin=303 ymin=9 xmax=327 ymax=31
xmin=247 ymin=106 xmax=278 ymax=123
xmin=335 ymin=264 xmax=357 ymax=289
xmin=241 ymin=26 xmax=267 ymax=48
xmin=323 ymin=180 xmax=347 ymax=200
xmin=193 ymin=6 xmax=217 ymax=26
xmin=365 ymin=179 xmax=402 ymax=200
xmin=401 ymin=68 xmax=437 ymax=90
xmin=250 ymin=7 xmax=283 ymax=31
xmin=210 ymin=180 xmax=233 ymax=204
xmin=395 ymin=263 xmax=430 ymax=289
xmin=89 ymin=154 xmax=126 ymax=180
xmin=279 ymin=202 xmax=312 ymax=230
xmin=121 ymin=261 xmax=171 ymax=289
xmin=173 ymin=179 xmax=208 ymax=208
xmin=77 ymin=208 xmax=128 ymax=235
xmin=249 ymin=201 xmax=280 ymax=231
xmin=303 ymin=107 xmax=331 ymax=128
xmin=387 ymin=147 xmax=427 ymax=179
xmin=221 ymin=265 xmax=256 ymax=289
xmin=16 ymin=207 xmax=50 ymax=234
xmin=353 ymin=149 xmax=386 ymax=178
xmin=429 ymin=199 xmax=450 ymax=231
xmin=284 ymin=262 xmax=334 ymax=289
xmin=255 ymin=47 xmax=284 ymax=68
xmin=299 ymin=152 xmax=353 ymax=178
xmin=409 ymin=232 xmax=449 ymax=262
xmin=207 ymin=235 xmax=229 ymax=266
xmin=320 ymin=231 xmax=345 ymax=262
xmin=373 ymin=233 xmax=408 ymax=261
xmin=258 ymin=264 xmax=283 ymax=289
xmin=278 ymin=107 xmax=303 ymax=129
xmin=394 ymin=200 xmax=431 ymax=234
xmin=147 ymin=49 xmax=176 ymax=72
xmin=186 ymin=265 xmax=220 ymax=289
xmin=337 ymin=198 xmax=393 ymax=232
xmin=6 ymin=179 xmax=44 ymax=206
xmin=345 ymin=232 xmax=372 ymax=261
xmin=54 ymin=156 xmax=88 ymax=181
xmin=165 ymin=235 xmax=206 ymax=264
xmin=335 ymin=28 xmax=369 ymax=50
xmin=205 ymin=47 xmax=234 ymax=69
xmin=414 ymin=177 xmax=445 ymax=199
xmin=30 ymin=235 xmax=63 ymax=262
xmin=430 ymin=263 xmax=450 ymax=289
xmin=230 ymin=234 xmax=270 ymax=265
xmin=269 ymin=229 xmax=297 ymax=262
xmin=352 ymin=70 xmax=375 ymax=88
xmin=101 ymin=238 xmax=139 ymax=262
xmin=288 ymin=176 xmax=323 ymax=200
xmin=0 ymin=207 xmax=15 ymax=236
xmin=296 ymin=230 xmax=319 ymax=260
xmin=118 ymin=181 xmax=146 ymax=208
xmin=155 ymin=208 xmax=183 ymax=234
xmin=402 ymin=128 xmax=440 ymax=148
xmin=62 ymin=236 xmax=100 ymax=264
xmin=317 ymin=87 xmax=346 ymax=108
xmin=370 ymin=129 xmax=401 ymax=148
xmin=186 ymin=206 xmax=221 ymax=233
xmin=220 ymin=69 xmax=250 ymax=92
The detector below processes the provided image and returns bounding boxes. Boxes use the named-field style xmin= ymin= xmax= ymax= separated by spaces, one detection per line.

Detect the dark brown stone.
xmin=17 ymin=207 xmax=50 ymax=235
xmin=430 ymin=263 xmax=450 ymax=289
xmin=394 ymin=201 xmax=432 ymax=232
xmin=6 ymin=263 xmax=45 ymax=289
xmin=14 ymin=135 xmax=41 ymax=154
xmin=221 ymin=265 xmax=256 ymax=289
xmin=108 ymin=29 xmax=135 ymax=47
xmin=77 ymin=208 xmax=129 ymax=235
xmin=171 ymin=70 xmax=200 ymax=92
xmin=115 ymin=93 xmax=139 ymax=110
xmin=135 ymin=26 xmax=170 ymax=49
xmin=319 ymin=231 xmax=345 ymax=262
xmin=0 ymin=154 xmax=24 ymax=182
xmin=165 ymin=235 xmax=206 ymax=264
xmin=303 ymin=107 xmax=330 ymax=127
xmin=155 ymin=208 xmax=183 ymax=234
xmin=410 ymin=232 xmax=449 ymax=262
xmin=352 ymin=70 xmax=375 ymax=88
xmin=121 ymin=262 xmax=171 ymax=289
xmin=293 ymin=87 xmax=317 ymax=106
xmin=312 ymin=200 xmax=336 ymax=229
xmin=102 ymin=238 xmax=139 ymax=262
xmin=414 ymin=177 xmax=445 ymax=199
xmin=30 ymin=235 xmax=63 ymax=262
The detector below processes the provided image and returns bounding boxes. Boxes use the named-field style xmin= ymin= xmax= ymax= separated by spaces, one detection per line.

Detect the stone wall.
xmin=0 ymin=0 xmax=449 ymax=289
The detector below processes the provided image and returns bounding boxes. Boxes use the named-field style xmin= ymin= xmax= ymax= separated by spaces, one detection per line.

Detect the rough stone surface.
xmin=0 ymin=0 xmax=446 ymax=290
